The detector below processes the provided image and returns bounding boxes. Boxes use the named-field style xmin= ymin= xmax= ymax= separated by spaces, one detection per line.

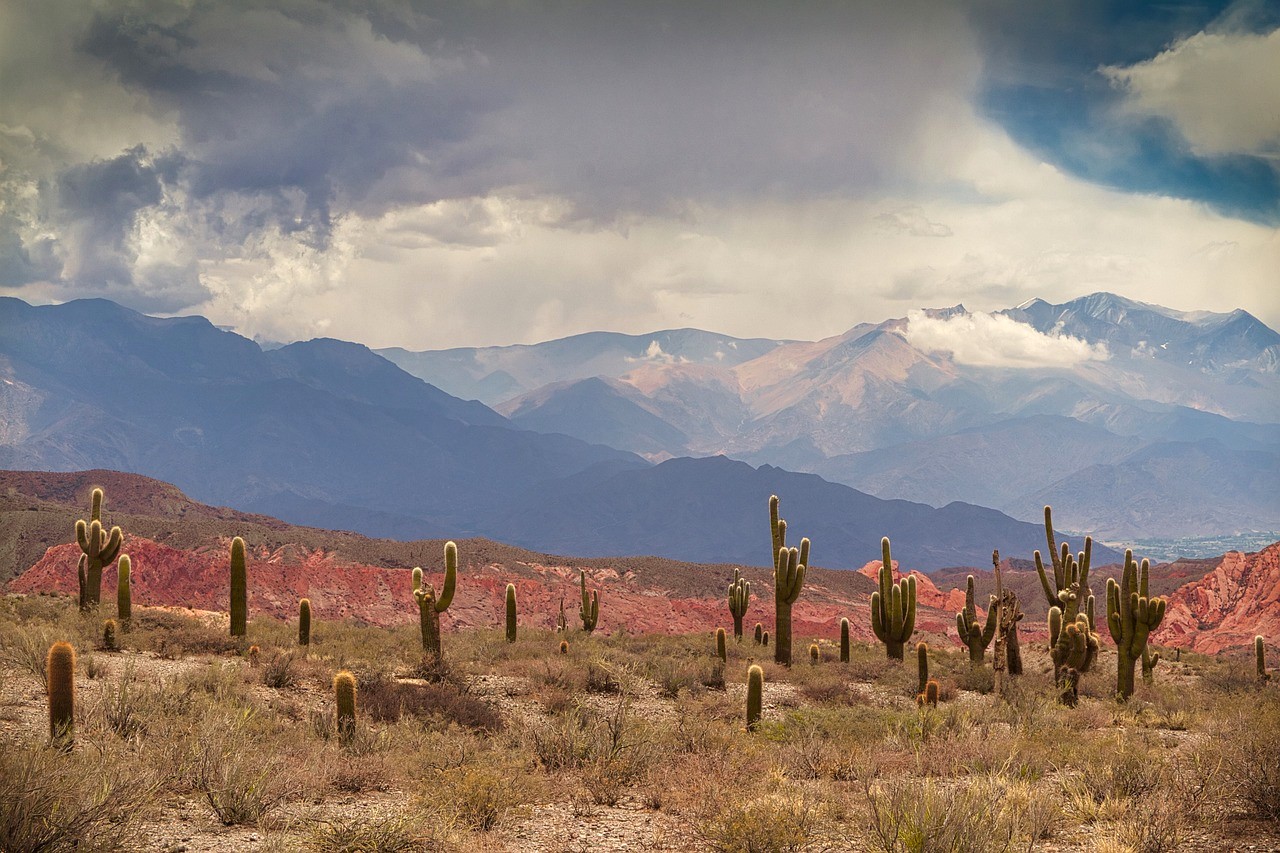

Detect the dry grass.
xmin=0 ymin=593 xmax=1275 ymax=851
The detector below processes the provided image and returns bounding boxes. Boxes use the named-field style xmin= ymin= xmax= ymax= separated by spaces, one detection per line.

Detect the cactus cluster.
xmin=955 ymin=575 xmax=996 ymax=665
xmin=915 ymin=642 xmax=938 ymax=707
xmin=579 ymin=570 xmax=599 ymax=633
xmin=871 ymin=538 xmax=916 ymax=660
xmin=769 ymin=495 xmax=809 ymax=666
xmin=1107 ymin=550 xmax=1166 ymax=701
xmin=1049 ymin=607 xmax=1097 ymax=706
xmin=75 ymin=488 xmax=123 ymax=610
xmin=413 ymin=541 xmax=458 ymax=658
xmin=1037 ymin=507 xmax=1098 ymax=696
xmin=728 ymin=569 xmax=750 ymax=641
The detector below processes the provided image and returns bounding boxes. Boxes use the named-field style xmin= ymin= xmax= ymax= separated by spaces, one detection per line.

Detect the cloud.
xmin=874 ymin=207 xmax=952 ymax=237
xmin=1102 ymin=28 xmax=1280 ymax=159
xmin=903 ymin=309 xmax=1110 ymax=368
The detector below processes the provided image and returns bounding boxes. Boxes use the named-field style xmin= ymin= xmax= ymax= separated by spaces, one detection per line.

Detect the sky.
xmin=1 ymin=0 xmax=1278 ymax=350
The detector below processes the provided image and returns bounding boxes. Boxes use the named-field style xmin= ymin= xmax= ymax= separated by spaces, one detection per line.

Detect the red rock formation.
xmin=1158 ymin=543 xmax=1280 ymax=654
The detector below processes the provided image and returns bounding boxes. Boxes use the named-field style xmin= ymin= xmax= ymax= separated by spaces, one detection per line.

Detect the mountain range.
xmin=381 ymin=293 xmax=1280 ymax=540
xmin=0 ymin=298 xmax=1076 ymax=570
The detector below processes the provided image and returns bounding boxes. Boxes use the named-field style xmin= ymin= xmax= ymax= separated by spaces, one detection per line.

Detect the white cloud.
xmin=903 ymin=310 xmax=1110 ymax=368
xmin=1102 ymin=28 xmax=1280 ymax=158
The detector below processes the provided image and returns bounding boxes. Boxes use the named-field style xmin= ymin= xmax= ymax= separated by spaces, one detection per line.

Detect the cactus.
xmin=579 ymin=570 xmax=599 ymax=633
xmin=754 ymin=623 xmax=763 ymax=645
xmin=413 ymin=541 xmax=458 ymax=658
xmin=746 ymin=664 xmax=764 ymax=732
xmin=556 ymin=596 xmax=568 ymax=633
xmin=102 ymin=618 xmax=118 ymax=651
xmin=871 ymin=538 xmax=916 ymax=660
xmin=505 ymin=583 xmax=518 ymax=643
xmin=716 ymin=627 xmax=728 ymax=662
xmin=1006 ymin=617 xmax=1023 ymax=676
xmin=728 ymin=569 xmax=750 ymax=641
xmin=955 ymin=575 xmax=996 ymax=665
xmin=47 ymin=641 xmax=75 ymax=749
xmin=770 ymin=495 xmax=809 ymax=666
xmin=916 ymin=641 xmax=929 ymax=696
xmin=809 ymin=642 xmax=820 ymax=664
xmin=299 ymin=598 xmax=311 ymax=646
xmin=248 ymin=645 xmax=261 ymax=667
xmin=1141 ymin=649 xmax=1160 ymax=682
xmin=1049 ymin=609 xmax=1098 ymax=706
xmin=75 ymin=487 xmax=123 ymax=610
xmin=1035 ymin=506 xmax=1095 ymax=637
xmin=229 ymin=537 xmax=247 ymax=637
xmin=116 ymin=554 xmax=132 ymax=627
xmin=840 ymin=618 xmax=850 ymax=663
xmin=917 ymin=680 xmax=939 ymax=708
xmin=334 ymin=670 xmax=357 ymax=745
xmin=762 ymin=630 xmax=770 ymax=647
xmin=1258 ymin=636 xmax=1270 ymax=683
xmin=560 ymin=639 xmax=569 ymax=655
xmin=1106 ymin=550 xmax=1167 ymax=701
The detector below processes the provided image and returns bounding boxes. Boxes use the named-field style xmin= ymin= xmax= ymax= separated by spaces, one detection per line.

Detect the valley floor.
xmin=1 ymin=597 xmax=1278 ymax=852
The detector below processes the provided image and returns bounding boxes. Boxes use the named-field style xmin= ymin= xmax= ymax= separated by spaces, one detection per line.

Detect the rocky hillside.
xmin=4 ymin=470 xmax=1275 ymax=652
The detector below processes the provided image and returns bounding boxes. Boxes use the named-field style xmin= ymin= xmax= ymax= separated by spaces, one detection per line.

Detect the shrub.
xmin=358 ymin=672 xmax=501 ymax=732
xmin=696 ymin=792 xmax=819 ymax=853
xmin=309 ymin=813 xmax=433 ymax=852
xmin=261 ymin=652 xmax=299 ymax=690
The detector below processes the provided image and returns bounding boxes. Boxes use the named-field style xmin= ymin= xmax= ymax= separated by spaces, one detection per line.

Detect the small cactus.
xmin=116 ymin=554 xmax=132 ymax=627
xmin=505 ymin=583 xmax=518 ymax=644
xmin=559 ymin=639 xmax=569 ymax=655
xmin=917 ymin=680 xmax=939 ymax=708
xmin=840 ymin=618 xmax=850 ymax=663
xmin=1142 ymin=649 xmax=1160 ymax=681
xmin=809 ymin=642 xmax=820 ymax=664
xmin=728 ymin=569 xmax=750 ymax=641
xmin=102 ymin=618 xmax=118 ymax=651
xmin=754 ymin=623 xmax=763 ymax=645
xmin=1258 ymin=636 xmax=1270 ymax=683
xmin=334 ymin=670 xmax=357 ymax=745
xmin=47 ymin=641 xmax=75 ymax=749
xmin=716 ymin=627 xmax=728 ymax=663
xmin=299 ymin=598 xmax=311 ymax=647
xmin=955 ymin=575 xmax=996 ymax=665
xmin=746 ymin=664 xmax=764 ymax=732
xmin=230 ymin=537 xmax=247 ymax=637
xmin=579 ymin=569 xmax=599 ymax=633
xmin=871 ymin=538 xmax=916 ymax=660
xmin=762 ymin=630 xmax=769 ymax=648
xmin=413 ymin=541 xmax=458 ymax=658
xmin=916 ymin=641 xmax=929 ymax=696
xmin=75 ymin=487 xmax=123 ymax=610
xmin=770 ymin=495 xmax=809 ymax=666
xmin=248 ymin=645 xmax=261 ymax=667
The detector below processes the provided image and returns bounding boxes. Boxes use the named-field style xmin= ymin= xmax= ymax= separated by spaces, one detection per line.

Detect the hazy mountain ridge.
xmin=385 ymin=293 xmax=1279 ymax=538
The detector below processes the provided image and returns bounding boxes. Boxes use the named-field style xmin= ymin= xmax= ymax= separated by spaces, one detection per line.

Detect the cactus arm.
xmin=797 ymin=537 xmax=810 ymax=573
xmin=435 ymin=541 xmax=457 ymax=612
xmin=902 ymin=576 xmax=917 ymax=639
xmin=100 ymin=526 xmax=123 ymax=566
xmin=871 ymin=591 xmax=886 ymax=642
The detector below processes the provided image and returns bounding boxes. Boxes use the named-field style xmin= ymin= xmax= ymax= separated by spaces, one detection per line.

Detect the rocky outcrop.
xmin=1158 ymin=543 xmax=1280 ymax=653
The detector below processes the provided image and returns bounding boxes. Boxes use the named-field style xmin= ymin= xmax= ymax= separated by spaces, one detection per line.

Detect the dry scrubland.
xmin=1 ymin=593 xmax=1278 ymax=853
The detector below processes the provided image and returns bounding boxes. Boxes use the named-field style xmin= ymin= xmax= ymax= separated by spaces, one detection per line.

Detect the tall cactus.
xmin=728 ymin=569 xmax=750 ymax=641
xmin=230 ymin=537 xmax=247 ymax=637
xmin=1106 ymin=550 xmax=1167 ymax=701
xmin=916 ymin=641 xmax=929 ymax=696
xmin=47 ymin=641 xmax=75 ymax=750
xmin=871 ymin=538 xmax=916 ymax=660
xmin=1257 ymin=636 xmax=1270 ymax=683
xmin=116 ymin=554 xmax=132 ymax=627
xmin=769 ymin=495 xmax=808 ymax=666
xmin=746 ymin=664 xmax=764 ymax=732
xmin=334 ymin=670 xmax=357 ymax=745
xmin=505 ymin=583 xmax=518 ymax=643
xmin=955 ymin=575 xmax=996 ymax=665
xmin=1035 ymin=507 xmax=1094 ymax=626
xmin=299 ymin=598 xmax=311 ymax=647
xmin=840 ymin=617 xmax=850 ymax=663
xmin=579 ymin=570 xmax=599 ymax=633
xmin=413 ymin=541 xmax=458 ymax=658
xmin=75 ymin=487 xmax=123 ymax=610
